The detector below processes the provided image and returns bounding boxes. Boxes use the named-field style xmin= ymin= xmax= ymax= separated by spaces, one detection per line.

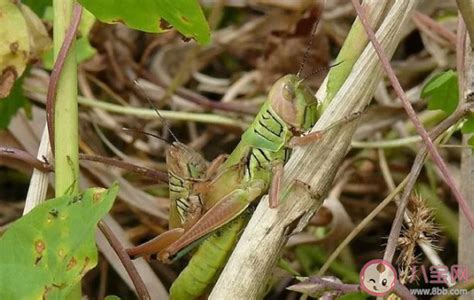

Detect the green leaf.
xmin=22 ymin=0 xmax=51 ymax=16
xmin=77 ymin=0 xmax=211 ymax=44
xmin=416 ymin=183 xmax=458 ymax=241
xmin=76 ymin=37 xmax=97 ymax=63
xmin=0 ymin=74 xmax=28 ymax=129
xmin=0 ymin=184 xmax=119 ymax=299
xmin=278 ymin=258 xmax=301 ymax=276
xmin=469 ymin=136 xmax=474 ymax=153
xmin=462 ymin=115 xmax=474 ymax=155
xmin=42 ymin=37 xmax=97 ymax=70
xmin=104 ymin=296 xmax=121 ymax=300
xmin=79 ymin=7 xmax=96 ymax=35
xmin=461 ymin=115 xmax=474 ymax=134
xmin=421 ymin=70 xmax=459 ymax=114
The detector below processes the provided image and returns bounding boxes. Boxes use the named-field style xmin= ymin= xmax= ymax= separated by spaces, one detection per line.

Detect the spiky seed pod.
xmin=397 ymin=193 xmax=439 ymax=284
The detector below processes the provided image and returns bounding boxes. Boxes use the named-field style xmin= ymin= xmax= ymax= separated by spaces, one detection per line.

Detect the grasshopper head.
xmin=166 ymin=142 xmax=208 ymax=178
xmin=268 ymin=74 xmax=320 ymax=132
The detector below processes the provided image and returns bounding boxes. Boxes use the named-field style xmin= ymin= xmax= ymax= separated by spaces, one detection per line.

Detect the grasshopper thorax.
xmin=268 ymin=74 xmax=320 ymax=133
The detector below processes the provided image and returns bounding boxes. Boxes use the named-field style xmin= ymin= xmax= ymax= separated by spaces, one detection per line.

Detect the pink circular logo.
xmin=360 ymin=259 xmax=397 ymax=296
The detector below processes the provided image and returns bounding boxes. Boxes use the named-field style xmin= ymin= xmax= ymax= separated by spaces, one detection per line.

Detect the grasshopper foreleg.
xmin=269 ymin=161 xmax=284 ymax=208
xmin=205 ymin=154 xmax=228 ymax=178
xmin=289 ymin=131 xmax=323 ymax=147
xmin=289 ymin=110 xmax=364 ymax=147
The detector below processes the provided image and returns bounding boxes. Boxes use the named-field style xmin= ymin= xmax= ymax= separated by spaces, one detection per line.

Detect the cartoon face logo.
xmin=360 ymin=259 xmax=397 ymax=296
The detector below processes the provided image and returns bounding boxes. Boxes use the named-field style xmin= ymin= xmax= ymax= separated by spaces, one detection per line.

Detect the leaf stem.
xmin=351 ymin=135 xmax=422 ymax=148
xmin=51 ymin=2 xmax=82 ymax=298
xmin=52 ymin=1 xmax=81 ymax=196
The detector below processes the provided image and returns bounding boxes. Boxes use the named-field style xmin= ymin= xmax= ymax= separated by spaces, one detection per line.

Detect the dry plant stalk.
xmin=210 ymin=1 xmax=419 ymax=299
xmin=456 ymin=0 xmax=474 ymax=49
xmin=458 ymin=9 xmax=474 ymax=299
xmin=23 ymin=128 xmax=52 ymax=215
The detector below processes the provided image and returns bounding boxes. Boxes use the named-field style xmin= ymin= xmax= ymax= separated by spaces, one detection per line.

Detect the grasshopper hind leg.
xmin=126 ymin=228 xmax=185 ymax=259
xmin=160 ymin=179 xmax=266 ymax=260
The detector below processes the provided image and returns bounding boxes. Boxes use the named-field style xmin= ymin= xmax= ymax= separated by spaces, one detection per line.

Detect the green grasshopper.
xmin=158 ymin=73 xmax=324 ymax=261
xmin=172 ymin=72 xmax=338 ymax=299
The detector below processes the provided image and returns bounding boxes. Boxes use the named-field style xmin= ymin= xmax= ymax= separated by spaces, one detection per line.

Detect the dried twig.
xmin=352 ymin=0 xmax=474 ymax=231
xmin=456 ymin=0 xmax=474 ymax=48
xmin=79 ymin=154 xmax=168 ymax=183
xmin=457 ymin=9 xmax=474 ymax=295
xmin=318 ymin=92 xmax=474 ymax=277
xmin=311 ymin=96 xmax=472 ymax=277
xmin=137 ymin=68 xmax=256 ymax=114
xmin=98 ymin=221 xmax=151 ymax=300
xmin=379 ymin=139 xmax=451 ymax=286
xmin=383 ymin=102 xmax=474 ymax=262
xmin=0 ymin=147 xmax=52 ymax=172
xmin=287 ymin=275 xmax=415 ymax=299
xmin=96 ymin=215 xmax=168 ymax=299
xmin=413 ymin=11 xmax=457 ymax=48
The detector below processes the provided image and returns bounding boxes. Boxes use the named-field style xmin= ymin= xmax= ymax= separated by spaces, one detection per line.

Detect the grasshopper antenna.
xmin=132 ymin=79 xmax=180 ymax=143
xmin=296 ymin=10 xmax=322 ymax=78
xmin=301 ymin=60 xmax=344 ymax=83
xmin=122 ymin=127 xmax=172 ymax=145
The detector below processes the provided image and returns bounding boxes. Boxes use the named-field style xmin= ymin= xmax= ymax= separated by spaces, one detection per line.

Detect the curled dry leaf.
xmin=19 ymin=4 xmax=51 ymax=60
xmin=0 ymin=0 xmax=29 ymax=98
xmin=0 ymin=1 xmax=50 ymax=98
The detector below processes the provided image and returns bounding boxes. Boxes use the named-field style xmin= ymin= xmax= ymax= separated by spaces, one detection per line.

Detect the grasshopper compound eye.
xmin=282 ymin=84 xmax=295 ymax=101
